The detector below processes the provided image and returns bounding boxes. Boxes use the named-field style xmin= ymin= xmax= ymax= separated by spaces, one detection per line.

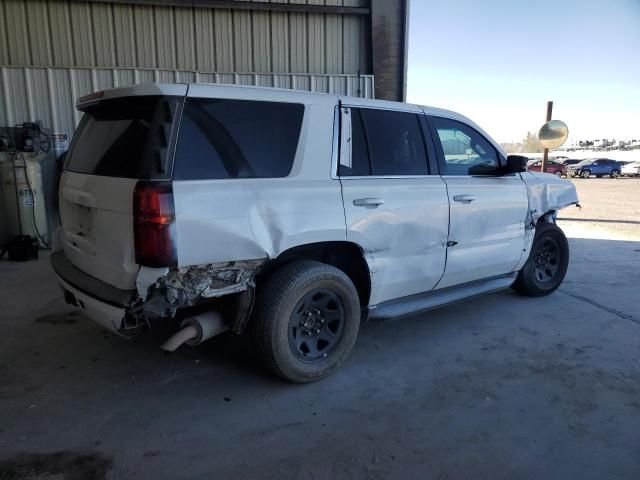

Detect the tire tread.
xmin=253 ymin=260 xmax=360 ymax=382
xmin=513 ymin=222 xmax=569 ymax=297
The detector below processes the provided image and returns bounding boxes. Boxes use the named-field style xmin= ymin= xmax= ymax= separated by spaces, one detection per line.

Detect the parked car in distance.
xmin=560 ymin=159 xmax=582 ymax=167
xmin=527 ymin=159 xmax=567 ymax=176
xmin=567 ymin=158 xmax=622 ymax=178
xmin=50 ymin=84 xmax=579 ymax=382
xmin=621 ymin=161 xmax=640 ymax=177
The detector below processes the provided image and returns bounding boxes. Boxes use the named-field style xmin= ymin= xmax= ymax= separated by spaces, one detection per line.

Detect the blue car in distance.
xmin=567 ymin=158 xmax=622 ymax=178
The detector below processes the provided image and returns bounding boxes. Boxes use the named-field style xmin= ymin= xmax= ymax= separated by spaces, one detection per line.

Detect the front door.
xmin=338 ymin=103 xmax=449 ymax=305
xmin=427 ymin=115 xmax=528 ymax=289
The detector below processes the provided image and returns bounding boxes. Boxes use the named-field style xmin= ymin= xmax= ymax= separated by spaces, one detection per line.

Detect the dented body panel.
xmin=519 ymin=171 xmax=580 ymax=224
xmin=172 ymin=87 xmax=346 ymax=267
xmin=172 ymin=177 xmax=346 ymax=266
xmin=512 ymin=171 xmax=579 ymax=271
xmin=436 ymin=175 xmax=529 ymax=289
xmin=341 ymin=177 xmax=450 ymax=305
xmin=166 ymin=260 xmax=264 ymax=302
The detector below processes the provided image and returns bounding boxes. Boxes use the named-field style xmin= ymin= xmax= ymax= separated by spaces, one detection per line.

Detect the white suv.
xmin=52 ymin=84 xmax=579 ymax=382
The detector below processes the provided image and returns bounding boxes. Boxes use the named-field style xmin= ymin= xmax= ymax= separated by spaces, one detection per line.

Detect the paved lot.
xmin=1 ymin=179 xmax=639 ymax=479
xmin=558 ymin=177 xmax=640 ymax=241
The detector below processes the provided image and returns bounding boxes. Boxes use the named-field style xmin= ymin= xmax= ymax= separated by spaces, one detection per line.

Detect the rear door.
xmin=338 ymin=103 xmax=449 ymax=305
xmin=590 ymin=160 xmax=603 ymax=175
xmin=604 ymin=159 xmax=617 ymax=174
xmin=427 ymin=115 xmax=528 ymax=289
xmin=59 ymin=86 xmax=185 ymax=289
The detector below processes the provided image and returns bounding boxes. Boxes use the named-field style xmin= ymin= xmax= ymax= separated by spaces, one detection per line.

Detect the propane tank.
xmin=0 ymin=152 xmax=49 ymax=247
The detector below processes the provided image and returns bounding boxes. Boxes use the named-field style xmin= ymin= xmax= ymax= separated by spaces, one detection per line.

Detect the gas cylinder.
xmin=0 ymin=152 xmax=49 ymax=247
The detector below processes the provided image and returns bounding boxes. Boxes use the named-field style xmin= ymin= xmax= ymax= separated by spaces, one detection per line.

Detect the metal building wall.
xmin=0 ymin=0 xmax=370 ymax=75
xmin=0 ymin=66 xmax=374 ymax=137
xmin=0 ymin=0 xmax=375 ymax=135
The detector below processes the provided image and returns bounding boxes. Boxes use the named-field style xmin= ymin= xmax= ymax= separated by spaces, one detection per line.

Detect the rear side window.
xmin=346 ymin=109 xmax=371 ymax=176
xmin=339 ymin=108 xmax=428 ymax=176
xmin=65 ymin=96 xmax=179 ymax=179
xmin=173 ymin=98 xmax=304 ymax=180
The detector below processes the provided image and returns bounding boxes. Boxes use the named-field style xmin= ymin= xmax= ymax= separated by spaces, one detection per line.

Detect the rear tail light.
xmin=133 ymin=181 xmax=177 ymax=267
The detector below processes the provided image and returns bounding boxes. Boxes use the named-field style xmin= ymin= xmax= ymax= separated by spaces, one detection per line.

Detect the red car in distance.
xmin=527 ymin=159 xmax=567 ymax=177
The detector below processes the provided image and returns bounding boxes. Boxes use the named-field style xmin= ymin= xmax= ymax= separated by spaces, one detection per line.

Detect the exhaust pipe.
xmin=161 ymin=311 xmax=228 ymax=352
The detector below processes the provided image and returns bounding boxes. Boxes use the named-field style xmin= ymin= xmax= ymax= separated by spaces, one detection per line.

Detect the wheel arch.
xmin=536 ymin=210 xmax=557 ymax=225
xmin=257 ymin=241 xmax=372 ymax=307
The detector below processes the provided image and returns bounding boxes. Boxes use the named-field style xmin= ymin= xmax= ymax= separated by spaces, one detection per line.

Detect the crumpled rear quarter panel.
xmin=171 ymin=102 xmax=345 ymax=266
xmin=172 ymin=178 xmax=346 ymax=265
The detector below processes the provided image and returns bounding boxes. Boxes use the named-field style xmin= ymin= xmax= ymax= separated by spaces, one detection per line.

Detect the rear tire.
xmin=252 ymin=261 xmax=361 ymax=383
xmin=512 ymin=223 xmax=569 ymax=297
xmin=610 ymin=170 xmax=620 ymax=178
xmin=554 ymin=170 xmax=562 ymax=177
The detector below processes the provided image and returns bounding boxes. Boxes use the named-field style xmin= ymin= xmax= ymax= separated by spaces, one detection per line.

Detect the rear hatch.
xmin=59 ymin=85 xmax=185 ymax=290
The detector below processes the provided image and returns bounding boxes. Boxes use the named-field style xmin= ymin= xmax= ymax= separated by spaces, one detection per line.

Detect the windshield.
xmin=65 ymin=95 xmax=180 ymax=179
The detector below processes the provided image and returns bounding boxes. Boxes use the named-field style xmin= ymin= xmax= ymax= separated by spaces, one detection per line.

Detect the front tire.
xmin=513 ymin=223 xmax=569 ymax=297
xmin=554 ymin=170 xmax=562 ymax=177
xmin=580 ymin=170 xmax=591 ymax=178
xmin=253 ymin=261 xmax=361 ymax=383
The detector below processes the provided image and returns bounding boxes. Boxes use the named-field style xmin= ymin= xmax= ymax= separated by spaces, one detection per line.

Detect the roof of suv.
xmin=79 ymin=82 xmax=460 ymax=117
xmin=77 ymin=83 xmax=505 ymax=157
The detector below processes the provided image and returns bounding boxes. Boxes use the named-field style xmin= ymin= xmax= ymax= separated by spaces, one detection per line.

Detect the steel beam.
xmin=73 ymin=0 xmax=370 ymax=15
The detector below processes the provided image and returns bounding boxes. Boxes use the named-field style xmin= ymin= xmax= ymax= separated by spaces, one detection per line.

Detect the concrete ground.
xmin=1 ymin=179 xmax=639 ymax=479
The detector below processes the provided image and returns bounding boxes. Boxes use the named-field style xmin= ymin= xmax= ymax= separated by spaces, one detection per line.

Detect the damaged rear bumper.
xmin=55 ymin=274 xmax=129 ymax=335
xmin=50 ymin=250 xmax=264 ymax=338
xmin=51 ymin=251 xmax=136 ymax=334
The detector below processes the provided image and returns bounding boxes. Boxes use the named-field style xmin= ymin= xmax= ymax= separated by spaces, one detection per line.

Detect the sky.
xmin=407 ymin=0 xmax=640 ymax=144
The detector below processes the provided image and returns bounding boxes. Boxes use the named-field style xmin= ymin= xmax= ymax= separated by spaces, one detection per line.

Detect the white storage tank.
xmin=0 ymin=152 xmax=49 ymax=247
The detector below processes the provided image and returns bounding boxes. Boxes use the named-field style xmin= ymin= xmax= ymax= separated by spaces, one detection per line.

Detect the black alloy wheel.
xmin=512 ymin=222 xmax=569 ymax=297
xmin=532 ymin=237 xmax=560 ymax=285
xmin=288 ymin=289 xmax=345 ymax=361
xmin=252 ymin=260 xmax=361 ymax=383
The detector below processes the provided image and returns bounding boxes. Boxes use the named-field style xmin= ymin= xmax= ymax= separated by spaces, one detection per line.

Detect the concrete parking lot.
xmin=1 ymin=179 xmax=639 ymax=479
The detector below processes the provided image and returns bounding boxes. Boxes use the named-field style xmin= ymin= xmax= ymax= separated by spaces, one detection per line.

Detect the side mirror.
xmin=504 ymin=155 xmax=528 ymax=174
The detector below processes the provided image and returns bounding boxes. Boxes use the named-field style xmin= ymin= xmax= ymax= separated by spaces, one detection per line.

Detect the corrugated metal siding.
xmin=0 ymin=66 xmax=373 ymax=136
xmin=0 ymin=0 xmax=370 ymax=75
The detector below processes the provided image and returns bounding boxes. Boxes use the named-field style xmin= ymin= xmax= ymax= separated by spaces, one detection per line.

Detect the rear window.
xmin=173 ymin=98 xmax=304 ymax=180
xmin=65 ymin=95 xmax=180 ymax=179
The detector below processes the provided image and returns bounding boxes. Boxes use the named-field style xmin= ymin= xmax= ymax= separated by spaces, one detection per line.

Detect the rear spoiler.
xmin=76 ymin=91 xmax=105 ymax=111
xmin=75 ymin=84 xmax=189 ymax=111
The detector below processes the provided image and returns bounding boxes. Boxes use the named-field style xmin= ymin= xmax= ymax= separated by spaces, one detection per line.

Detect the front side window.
xmin=339 ymin=108 xmax=429 ymax=176
xmin=431 ymin=117 xmax=499 ymax=176
xmin=173 ymin=98 xmax=304 ymax=180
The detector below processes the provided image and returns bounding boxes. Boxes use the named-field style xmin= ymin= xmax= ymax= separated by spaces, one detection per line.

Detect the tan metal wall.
xmin=0 ymin=0 xmax=374 ymax=135
xmin=0 ymin=66 xmax=374 ymax=136
xmin=0 ymin=0 xmax=370 ymax=75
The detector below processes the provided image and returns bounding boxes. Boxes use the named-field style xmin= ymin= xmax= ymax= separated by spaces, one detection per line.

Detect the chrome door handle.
xmin=353 ymin=198 xmax=384 ymax=207
xmin=453 ymin=195 xmax=476 ymax=204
